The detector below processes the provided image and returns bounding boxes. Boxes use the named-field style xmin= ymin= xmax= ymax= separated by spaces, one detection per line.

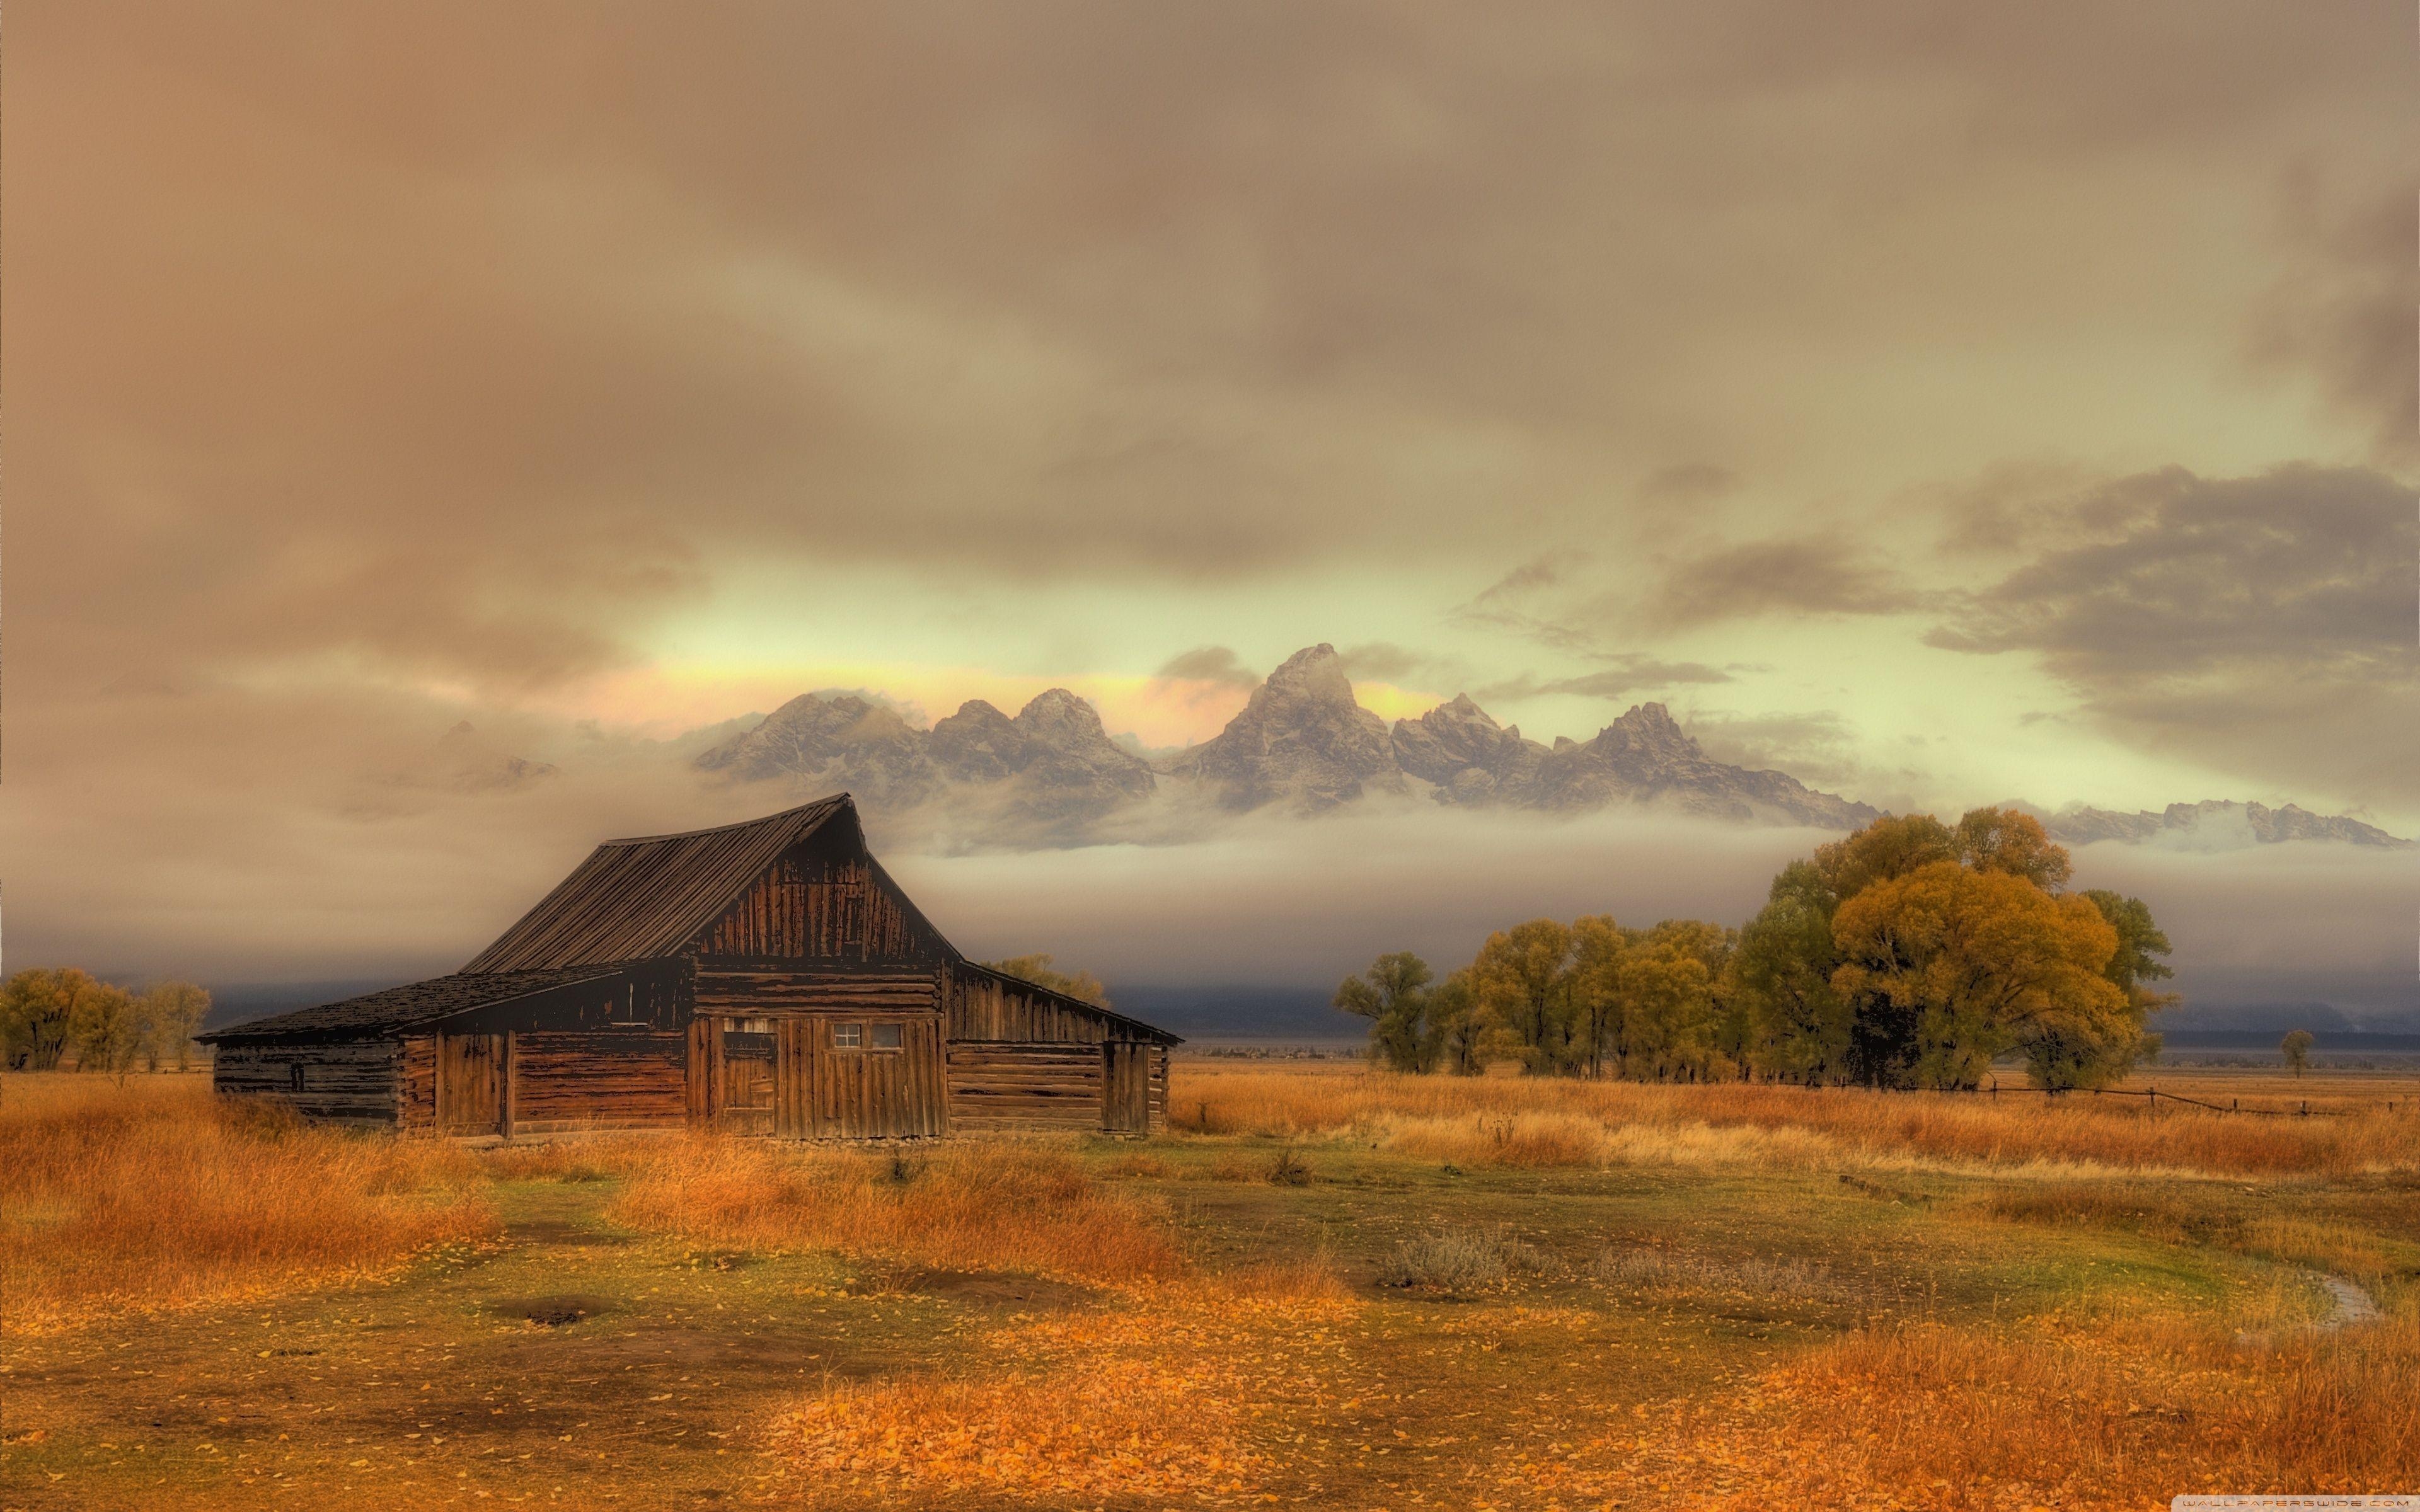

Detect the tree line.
xmin=1 ymin=968 xmax=213 ymax=1075
xmin=1334 ymin=807 xmax=2175 ymax=1092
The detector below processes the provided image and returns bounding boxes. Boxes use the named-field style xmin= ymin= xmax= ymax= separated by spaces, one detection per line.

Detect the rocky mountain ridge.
xmin=695 ymin=685 xmax=1151 ymax=835
xmin=692 ymin=643 xmax=1877 ymax=832
xmin=2031 ymin=799 xmax=2414 ymax=850
xmin=688 ymin=643 xmax=2409 ymax=847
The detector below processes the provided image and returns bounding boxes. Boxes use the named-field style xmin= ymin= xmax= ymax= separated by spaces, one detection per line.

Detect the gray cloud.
xmin=1648 ymin=537 xmax=1925 ymax=629
xmin=1155 ymin=646 xmax=1261 ymax=687
xmin=1332 ymin=642 xmax=1436 ymax=685
xmin=1930 ymin=465 xmax=2414 ymax=677
xmin=1930 ymin=464 xmax=2420 ymax=808
xmin=1476 ymin=658 xmax=1734 ymax=704
xmin=18 ymin=0 xmax=2401 ymax=702
xmin=2245 ymin=175 xmax=2420 ymax=469
xmin=1465 ymin=532 xmax=1925 ymax=653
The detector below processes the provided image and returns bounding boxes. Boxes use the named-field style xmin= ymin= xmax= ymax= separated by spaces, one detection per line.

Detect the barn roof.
xmin=199 ymin=966 xmax=626 ymax=1043
xmin=461 ymin=796 xmax=854 ymax=973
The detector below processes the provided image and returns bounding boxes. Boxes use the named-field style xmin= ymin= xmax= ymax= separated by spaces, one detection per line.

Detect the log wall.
xmin=510 ymin=1031 xmax=688 ymax=1133
xmin=694 ymin=967 xmax=940 ymax=1016
xmin=213 ymin=1041 xmax=400 ymax=1124
xmin=945 ymin=1042 xmax=1106 ymax=1133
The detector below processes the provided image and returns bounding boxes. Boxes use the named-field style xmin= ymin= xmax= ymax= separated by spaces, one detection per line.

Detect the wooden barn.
xmin=200 ymin=796 xmax=1177 ymax=1139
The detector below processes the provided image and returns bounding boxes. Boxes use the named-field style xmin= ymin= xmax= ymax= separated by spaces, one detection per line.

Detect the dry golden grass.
xmin=769 ymin=1288 xmax=1356 ymax=1504
xmin=0 ymin=1073 xmax=492 ymax=1334
xmin=1181 ymin=1062 xmax=2420 ymax=1178
xmin=1655 ymin=1310 xmax=2420 ymax=1509
xmin=601 ymin=1137 xmax=1182 ymax=1285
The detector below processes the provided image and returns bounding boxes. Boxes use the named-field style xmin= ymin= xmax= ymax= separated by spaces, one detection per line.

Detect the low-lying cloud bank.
xmin=901 ymin=805 xmax=2419 ymax=1026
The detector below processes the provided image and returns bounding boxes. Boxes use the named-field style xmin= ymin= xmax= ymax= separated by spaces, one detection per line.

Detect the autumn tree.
xmin=2024 ymin=889 xmax=2177 ymax=1086
xmin=3 ymin=969 xmax=87 ymax=1071
xmin=68 ymin=979 xmax=145 ymax=1079
xmin=1334 ymin=952 xmax=1437 ymax=1072
xmin=1731 ymin=861 xmax=1853 ymax=1083
xmin=1954 ymin=807 xmax=2074 ymax=892
xmin=2082 ymin=891 xmax=2176 ymax=1004
xmin=1426 ymin=970 xmax=1488 ymax=1076
xmin=1812 ymin=813 xmax=1956 ymax=905
xmin=1830 ymin=861 xmax=2127 ymax=1090
xmin=1469 ymin=919 xmax=1576 ymax=1072
xmin=2280 ymin=1028 xmax=2314 ymax=1077
xmin=982 ymin=953 xmax=1112 ymax=1009
xmin=1616 ymin=937 xmax=1719 ymax=1081
xmin=140 ymin=982 xmax=214 ymax=1071
xmin=1565 ymin=917 xmax=1628 ymax=1079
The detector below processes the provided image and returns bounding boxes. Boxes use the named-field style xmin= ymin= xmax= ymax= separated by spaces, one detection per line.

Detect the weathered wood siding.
xmin=945 ymin=1042 xmax=1106 ymax=1132
xmin=400 ymin=1035 xmax=437 ymax=1130
xmin=944 ymin=970 xmax=1118 ymax=1044
xmin=694 ymin=967 xmax=940 ymax=1016
xmin=686 ymin=1013 xmax=723 ymax=1126
xmin=694 ymin=832 xmax=947 ymax=962
xmin=1103 ymin=1041 xmax=1153 ymax=1134
xmin=1147 ymin=1045 xmax=1169 ymax=1132
xmin=720 ymin=1028 xmax=776 ymax=1136
xmin=773 ymin=1013 xmax=946 ymax=1139
xmin=510 ymin=1031 xmax=688 ymax=1133
xmin=437 ymin=1033 xmax=503 ymax=1135
xmin=213 ymin=1041 xmax=400 ymax=1123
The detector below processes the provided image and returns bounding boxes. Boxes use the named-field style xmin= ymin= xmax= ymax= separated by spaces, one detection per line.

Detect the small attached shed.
xmin=202 ymin=796 xmax=1178 ymax=1138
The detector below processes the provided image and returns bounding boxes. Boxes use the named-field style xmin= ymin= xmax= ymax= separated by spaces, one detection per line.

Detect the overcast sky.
xmin=4 ymin=3 xmax=2413 ymax=1003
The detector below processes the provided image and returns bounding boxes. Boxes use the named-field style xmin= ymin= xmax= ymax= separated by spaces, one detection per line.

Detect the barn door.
xmin=720 ymin=1022 xmax=776 ymax=1137
xmin=770 ymin=1016 xmax=943 ymax=1140
xmin=437 ymin=1033 xmax=504 ymax=1135
xmin=1102 ymin=1042 xmax=1150 ymax=1135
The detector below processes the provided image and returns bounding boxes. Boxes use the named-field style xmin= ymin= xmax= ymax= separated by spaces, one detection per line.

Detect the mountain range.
xmin=2027 ymin=799 xmax=2412 ymax=850
xmin=696 ymin=643 xmax=1874 ymax=835
xmin=689 ymin=643 xmax=2411 ymax=849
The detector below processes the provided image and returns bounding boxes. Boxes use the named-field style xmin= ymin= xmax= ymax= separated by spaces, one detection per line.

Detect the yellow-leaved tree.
xmin=1830 ymin=861 xmax=2130 ymax=1090
xmin=1468 ymin=919 xmax=1575 ymax=1072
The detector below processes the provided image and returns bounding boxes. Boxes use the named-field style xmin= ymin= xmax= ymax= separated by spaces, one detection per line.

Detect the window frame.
xmin=831 ymin=1021 xmax=863 ymax=1050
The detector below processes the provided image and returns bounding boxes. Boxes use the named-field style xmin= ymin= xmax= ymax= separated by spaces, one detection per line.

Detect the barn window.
xmin=289 ymin=1062 xmax=305 ymax=1092
xmin=870 ymin=1022 xmax=903 ymax=1050
xmin=832 ymin=1022 xmax=863 ymax=1048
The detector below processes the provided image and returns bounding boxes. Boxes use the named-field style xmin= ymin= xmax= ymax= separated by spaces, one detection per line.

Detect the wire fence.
xmin=1966 ymin=1082 xmax=2410 ymax=1118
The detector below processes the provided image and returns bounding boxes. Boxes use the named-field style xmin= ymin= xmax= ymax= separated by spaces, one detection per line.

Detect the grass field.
xmin=4 ymin=1063 xmax=2416 ymax=1510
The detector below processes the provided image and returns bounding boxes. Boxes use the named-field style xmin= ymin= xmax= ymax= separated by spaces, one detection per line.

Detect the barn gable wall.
xmin=693 ymin=826 xmax=951 ymax=964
